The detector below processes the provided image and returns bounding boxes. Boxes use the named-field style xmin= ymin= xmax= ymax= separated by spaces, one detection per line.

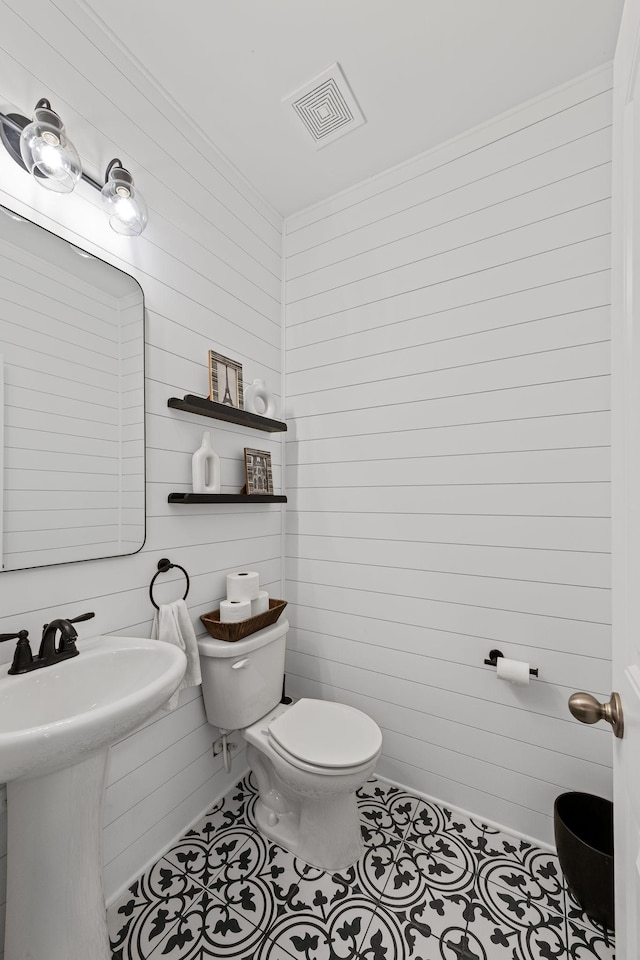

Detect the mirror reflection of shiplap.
xmin=0 ymin=206 xmax=145 ymax=570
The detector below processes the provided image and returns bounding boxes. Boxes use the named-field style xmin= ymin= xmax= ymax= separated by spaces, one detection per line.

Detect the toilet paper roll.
xmin=227 ymin=571 xmax=260 ymax=602
xmin=251 ymin=590 xmax=269 ymax=616
xmin=496 ymin=657 xmax=530 ymax=686
xmin=219 ymin=599 xmax=252 ymax=623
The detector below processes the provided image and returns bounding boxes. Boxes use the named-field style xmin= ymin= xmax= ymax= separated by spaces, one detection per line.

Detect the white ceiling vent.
xmin=283 ymin=63 xmax=365 ymax=149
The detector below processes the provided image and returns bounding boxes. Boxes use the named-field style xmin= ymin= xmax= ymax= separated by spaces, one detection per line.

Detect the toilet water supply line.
xmin=213 ymin=729 xmax=236 ymax=773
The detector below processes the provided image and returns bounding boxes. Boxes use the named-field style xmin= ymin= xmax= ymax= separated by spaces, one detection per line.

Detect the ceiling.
xmin=82 ymin=0 xmax=624 ymax=218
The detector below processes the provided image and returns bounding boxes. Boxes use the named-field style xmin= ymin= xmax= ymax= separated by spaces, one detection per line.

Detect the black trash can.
xmin=554 ymin=792 xmax=614 ymax=930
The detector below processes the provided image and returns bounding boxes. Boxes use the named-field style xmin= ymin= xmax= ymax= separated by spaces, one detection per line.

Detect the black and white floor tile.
xmin=108 ymin=776 xmax=615 ymax=960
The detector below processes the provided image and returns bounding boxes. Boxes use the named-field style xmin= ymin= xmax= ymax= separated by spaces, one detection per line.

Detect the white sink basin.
xmin=0 ymin=634 xmax=186 ymax=782
xmin=1 ymin=633 xmax=187 ymax=960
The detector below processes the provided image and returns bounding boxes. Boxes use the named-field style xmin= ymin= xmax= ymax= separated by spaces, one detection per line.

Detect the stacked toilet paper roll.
xmin=227 ymin=571 xmax=260 ymax=602
xmin=222 ymin=571 xmax=269 ymax=621
xmin=252 ymin=590 xmax=269 ymax=616
xmin=219 ymin=599 xmax=252 ymax=623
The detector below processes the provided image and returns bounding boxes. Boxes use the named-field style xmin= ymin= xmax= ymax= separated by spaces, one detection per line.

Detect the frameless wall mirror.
xmin=0 ymin=203 xmax=145 ymax=571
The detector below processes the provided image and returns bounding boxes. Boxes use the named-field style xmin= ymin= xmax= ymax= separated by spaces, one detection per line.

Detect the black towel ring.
xmin=149 ymin=558 xmax=190 ymax=610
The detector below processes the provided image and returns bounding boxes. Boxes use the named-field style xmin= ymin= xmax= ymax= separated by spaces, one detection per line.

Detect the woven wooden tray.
xmin=200 ymin=598 xmax=287 ymax=642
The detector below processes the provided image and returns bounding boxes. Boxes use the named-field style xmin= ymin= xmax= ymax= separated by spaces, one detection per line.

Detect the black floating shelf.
xmin=168 ymin=395 xmax=287 ymax=433
xmin=168 ymin=493 xmax=287 ymax=504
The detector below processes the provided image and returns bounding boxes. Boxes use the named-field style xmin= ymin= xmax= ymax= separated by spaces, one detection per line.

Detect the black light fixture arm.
xmin=106 ymin=157 xmax=125 ymax=182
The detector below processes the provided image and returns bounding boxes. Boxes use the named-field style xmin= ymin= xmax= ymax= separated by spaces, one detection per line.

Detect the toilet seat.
xmin=267 ymin=698 xmax=382 ymax=772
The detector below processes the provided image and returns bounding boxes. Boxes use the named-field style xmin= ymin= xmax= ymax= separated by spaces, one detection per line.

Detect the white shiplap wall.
xmin=284 ymin=66 xmax=613 ymax=845
xmin=0 ymin=0 xmax=283 ymax=948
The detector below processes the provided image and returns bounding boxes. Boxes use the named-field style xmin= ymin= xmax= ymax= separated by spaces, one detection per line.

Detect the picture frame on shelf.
xmin=244 ymin=448 xmax=274 ymax=495
xmin=208 ymin=350 xmax=244 ymax=409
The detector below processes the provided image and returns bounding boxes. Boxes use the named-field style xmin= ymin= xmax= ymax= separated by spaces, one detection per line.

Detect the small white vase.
xmin=245 ymin=379 xmax=276 ymax=418
xmin=192 ymin=431 xmax=221 ymax=494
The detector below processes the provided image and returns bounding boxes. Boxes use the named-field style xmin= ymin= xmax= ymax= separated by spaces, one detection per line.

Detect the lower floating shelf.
xmin=168 ymin=493 xmax=287 ymax=504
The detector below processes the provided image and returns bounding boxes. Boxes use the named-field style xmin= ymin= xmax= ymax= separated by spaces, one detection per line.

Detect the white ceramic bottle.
xmin=192 ymin=431 xmax=221 ymax=494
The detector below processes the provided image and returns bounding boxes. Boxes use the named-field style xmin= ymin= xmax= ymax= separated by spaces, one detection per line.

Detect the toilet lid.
xmin=268 ymin=699 xmax=382 ymax=768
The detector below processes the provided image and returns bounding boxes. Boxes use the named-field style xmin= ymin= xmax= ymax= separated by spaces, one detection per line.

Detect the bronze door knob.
xmin=568 ymin=691 xmax=624 ymax=739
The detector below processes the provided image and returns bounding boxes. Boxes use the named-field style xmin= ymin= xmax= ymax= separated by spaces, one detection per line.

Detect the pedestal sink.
xmin=0 ymin=635 xmax=187 ymax=960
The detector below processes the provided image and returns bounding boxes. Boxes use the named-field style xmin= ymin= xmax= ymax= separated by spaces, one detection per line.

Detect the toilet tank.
xmin=197 ymin=619 xmax=288 ymax=730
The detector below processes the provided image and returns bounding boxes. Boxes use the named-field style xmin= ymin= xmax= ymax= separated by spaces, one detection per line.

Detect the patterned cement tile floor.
xmin=108 ymin=775 xmax=615 ymax=960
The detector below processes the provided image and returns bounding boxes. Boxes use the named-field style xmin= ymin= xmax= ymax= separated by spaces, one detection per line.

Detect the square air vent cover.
xmin=283 ymin=63 xmax=366 ymax=149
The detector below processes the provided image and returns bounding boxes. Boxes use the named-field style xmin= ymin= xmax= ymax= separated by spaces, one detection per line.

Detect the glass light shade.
xmin=101 ymin=166 xmax=148 ymax=237
xmin=19 ymin=104 xmax=82 ymax=194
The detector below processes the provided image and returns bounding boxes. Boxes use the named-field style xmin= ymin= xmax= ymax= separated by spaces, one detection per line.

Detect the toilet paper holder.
xmin=484 ymin=648 xmax=538 ymax=678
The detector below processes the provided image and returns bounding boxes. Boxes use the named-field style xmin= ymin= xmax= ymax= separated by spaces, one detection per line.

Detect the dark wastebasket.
xmin=554 ymin=792 xmax=614 ymax=930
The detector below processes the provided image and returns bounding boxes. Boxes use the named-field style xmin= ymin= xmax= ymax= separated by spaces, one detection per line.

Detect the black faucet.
xmin=0 ymin=612 xmax=95 ymax=675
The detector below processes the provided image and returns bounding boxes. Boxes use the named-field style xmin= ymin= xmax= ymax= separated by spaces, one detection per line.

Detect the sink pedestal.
xmin=5 ymin=750 xmax=110 ymax=960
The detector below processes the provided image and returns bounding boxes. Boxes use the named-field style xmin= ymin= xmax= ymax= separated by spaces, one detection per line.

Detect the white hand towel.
xmin=151 ymin=599 xmax=202 ymax=711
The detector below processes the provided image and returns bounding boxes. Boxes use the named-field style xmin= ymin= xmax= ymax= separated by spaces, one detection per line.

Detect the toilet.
xmin=197 ymin=619 xmax=382 ymax=871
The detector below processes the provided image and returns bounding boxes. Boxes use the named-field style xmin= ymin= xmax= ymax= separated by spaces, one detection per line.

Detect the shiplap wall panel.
xmin=288 ymin=511 xmax=610 ymax=553
xmin=287 ymin=173 xmax=611 ymax=304
xmin=287 ymin=535 xmax=609 ymax=588
xmin=287 ymin=133 xmax=612 ymax=278
xmin=287 ymin=308 xmax=609 ymax=394
xmin=286 ymin=203 xmax=610 ymax=326
xmin=287 ymin=413 xmax=609 ymax=466
xmin=284 ymin=67 xmax=613 ymax=844
xmin=290 ymin=378 xmax=610 ymax=444
xmin=0 ymin=0 xmax=283 ymax=939
xmin=286 ymin=557 xmax=609 ymax=623
xmin=289 ymin=482 xmax=609 ymax=517
xmin=289 ymin=447 xmax=609 ymax=488
xmin=287 ymin=271 xmax=610 ymax=364
xmin=286 ymin=240 xmax=610 ymax=356
xmin=287 ymin=344 xmax=609 ymax=420
xmin=288 ymin=608 xmax=610 ymax=692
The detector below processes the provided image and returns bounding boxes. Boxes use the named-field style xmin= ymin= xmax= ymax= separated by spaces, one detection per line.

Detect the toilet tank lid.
xmin=268 ymin=698 xmax=382 ymax=768
xmin=198 ymin=619 xmax=289 ymax=658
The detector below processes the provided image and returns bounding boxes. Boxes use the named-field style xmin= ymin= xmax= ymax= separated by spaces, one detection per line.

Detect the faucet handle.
xmin=0 ymin=629 xmax=29 ymax=642
xmin=0 ymin=630 xmax=34 ymax=674
xmin=68 ymin=612 xmax=95 ymax=625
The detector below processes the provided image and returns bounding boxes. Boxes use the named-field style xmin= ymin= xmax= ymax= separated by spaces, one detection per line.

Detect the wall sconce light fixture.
xmin=101 ymin=159 xmax=148 ymax=237
xmin=0 ymin=98 xmax=148 ymax=236
xmin=19 ymin=99 xmax=82 ymax=194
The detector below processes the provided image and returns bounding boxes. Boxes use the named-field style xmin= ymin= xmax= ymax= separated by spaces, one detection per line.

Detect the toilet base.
xmin=245 ymin=739 xmax=373 ymax=872
xmin=254 ymin=788 xmax=364 ymax=872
